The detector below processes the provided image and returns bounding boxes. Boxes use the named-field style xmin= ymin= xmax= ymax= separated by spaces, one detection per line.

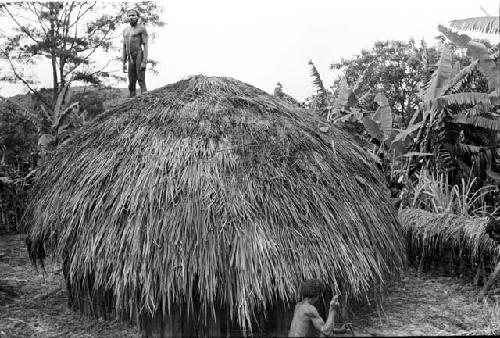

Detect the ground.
xmin=0 ymin=235 xmax=138 ymax=338
xmin=1 ymin=234 xmax=499 ymax=337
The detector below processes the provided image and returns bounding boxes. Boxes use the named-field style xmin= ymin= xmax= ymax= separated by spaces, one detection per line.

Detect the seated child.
xmin=288 ymin=279 xmax=351 ymax=337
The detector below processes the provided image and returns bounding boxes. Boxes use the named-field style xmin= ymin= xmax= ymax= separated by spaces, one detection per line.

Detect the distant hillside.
xmin=3 ymin=86 xmax=129 ymax=120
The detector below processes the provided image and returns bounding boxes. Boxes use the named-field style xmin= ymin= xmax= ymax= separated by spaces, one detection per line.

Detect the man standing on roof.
xmin=122 ymin=8 xmax=148 ymax=97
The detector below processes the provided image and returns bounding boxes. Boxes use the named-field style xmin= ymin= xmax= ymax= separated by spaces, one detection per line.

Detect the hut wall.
xmin=64 ymin=265 xmax=295 ymax=337
xmin=64 ymin=268 xmax=348 ymax=337
xmin=140 ymin=301 xmax=295 ymax=337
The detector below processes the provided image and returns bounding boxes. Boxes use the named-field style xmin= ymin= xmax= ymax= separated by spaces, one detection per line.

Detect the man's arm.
xmin=122 ymin=30 xmax=128 ymax=73
xmin=140 ymin=26 xmax=149 ymax=69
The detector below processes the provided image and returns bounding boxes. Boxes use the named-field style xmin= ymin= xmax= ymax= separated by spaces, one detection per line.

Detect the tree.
xmin=0 ymin=1 xmax=164 ymax=110
xmin=307 ymin=59 xmax=330 ymax=113
xmin=0 ymin=1 xmax=165 ymax=159
xmin=330 ymin=40 xmax=443 ymax=128
xmin=0 ymin=99 xmax=38 ymax=171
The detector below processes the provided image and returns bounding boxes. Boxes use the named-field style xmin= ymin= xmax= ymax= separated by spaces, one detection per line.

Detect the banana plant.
xmin=37 ymin=83 xmax=85 ymax=164
xmin=332 ymin=77 xmax=421 ymax=158
xmin=412 ymin=15 xmax=500 ymax=184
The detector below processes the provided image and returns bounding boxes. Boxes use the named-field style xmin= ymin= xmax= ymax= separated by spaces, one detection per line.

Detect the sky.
xmin=1 ymin=0 xmax=498 ymax=101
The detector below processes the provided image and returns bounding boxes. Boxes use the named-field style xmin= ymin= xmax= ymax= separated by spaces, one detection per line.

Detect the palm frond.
xmin=439 ymin=25 xmax=500 ymax=91
xmin=467 ymin=41 xmax=500 ymax=91
xmin=334 ymin=77 xmax=357 ymax=109
xmin=454 ymin=142 xmax=484 ymax=156
xmin=451 ymin=115 xmax=500 ymax=131
xmin=450 ymin=16 xmax=500 ymax=35
xmin=373 ymin=92 xmax=393 ymax=140
xmin=425 ymin=92 xmax=493 ymax=111
xmin=362 ymin=116 xmax=384 ymax=141
xmin=438 ymin=25 xmax=471 ymax=48
xmin=423 ymin=45 xmax=453 ymax=102
xmin=442 ymin=92 xmax=492 ymax=105
xmin=451 ymin=61 xmax=461 ymax=78
xmin=459 ymin=103 xmax=494 ymax=117
xmin=444 ymin=60 xmax=478 ymax=95
xmin=308 ymin=59 xmax=326 ymax=98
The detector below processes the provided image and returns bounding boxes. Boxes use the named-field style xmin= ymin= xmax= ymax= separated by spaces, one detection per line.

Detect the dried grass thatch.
xmin=25 ymin=76 xmax=404 ymax=332
xmin=399 ymin=208 xmax=500 ymax=274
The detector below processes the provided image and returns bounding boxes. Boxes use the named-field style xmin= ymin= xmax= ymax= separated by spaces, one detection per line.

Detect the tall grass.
xmin=406 ymin=168 xmax=499 ymax=217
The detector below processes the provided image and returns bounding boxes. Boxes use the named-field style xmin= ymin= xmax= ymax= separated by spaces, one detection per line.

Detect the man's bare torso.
xmin=123 ymin=25 xmax=146 ymax=55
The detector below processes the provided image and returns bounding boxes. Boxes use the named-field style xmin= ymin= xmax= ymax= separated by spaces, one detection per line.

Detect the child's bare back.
xmin=288 ymin=280 xmax=352 ymax=337
xmin=288 ymin=300 xmax=325 ymax=337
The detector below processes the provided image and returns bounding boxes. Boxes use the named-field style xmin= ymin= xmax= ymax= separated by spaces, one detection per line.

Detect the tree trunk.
xmin=49 ymin=3 xmax=59 ymax=104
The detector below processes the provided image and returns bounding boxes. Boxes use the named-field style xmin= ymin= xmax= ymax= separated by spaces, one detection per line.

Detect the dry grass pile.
xmin=399 ymin=208 xmax=499 ymax=280
xmin=25 ymin=76 xmax=405 ymax=331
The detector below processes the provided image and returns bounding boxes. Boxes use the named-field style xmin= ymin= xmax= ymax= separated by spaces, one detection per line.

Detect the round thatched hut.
xmin=26 ymin=76 xmax=405 ymax=337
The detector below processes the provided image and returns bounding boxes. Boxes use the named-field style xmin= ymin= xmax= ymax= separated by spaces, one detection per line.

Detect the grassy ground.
xmin=0 ymin=234 xmax=138 ymax=338
xmin=1 ymin=234 xmax=499 ymax=337
xmin=355 ymin=273 xmax=500 ymax=336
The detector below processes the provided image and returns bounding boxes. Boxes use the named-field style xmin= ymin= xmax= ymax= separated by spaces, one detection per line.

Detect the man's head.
xmin=299 ymin=279 xmax=324 ymax=303
xmin=127 ymin=9 xmax=140 ymax=26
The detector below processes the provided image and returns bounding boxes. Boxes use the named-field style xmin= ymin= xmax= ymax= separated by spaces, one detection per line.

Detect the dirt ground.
xmin=1 ymin=234 xmax=499 ymax=337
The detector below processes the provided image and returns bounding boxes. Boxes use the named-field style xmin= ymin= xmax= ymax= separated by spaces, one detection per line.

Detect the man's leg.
xmin=128 ymin=59 xmax=137 ymax=98
xmin=137 ymin=52 xmax=147 ymax=94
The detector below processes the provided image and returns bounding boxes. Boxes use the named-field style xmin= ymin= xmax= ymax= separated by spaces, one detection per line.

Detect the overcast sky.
xmin=1 ymin=0 xmax=498 ymax=100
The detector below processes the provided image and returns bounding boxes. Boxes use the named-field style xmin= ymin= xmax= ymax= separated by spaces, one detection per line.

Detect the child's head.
xmin=299 ymin=279 xmax=324 ymax=302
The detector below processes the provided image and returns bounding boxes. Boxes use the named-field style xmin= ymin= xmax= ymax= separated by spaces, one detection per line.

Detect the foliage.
xmin=330 ymin=40 xmax=441 ymax=128
xmin=313 ymin=17 xmax=500 ymax=196
xmin=405 ymin=168 xmax=499 ymax=216
xmin=412 ymin=20 xmax=500 ymax=186
xmin=0 ymin=98 xmax=39 ymax=232
xmin=304 ymin=41 xmax=447 ymax=186
xmin=450 ymin=16 xmax=500 ymax=35
xmin=307 ymin=60 xmax=330 ymax=113
xmin=0 ymin=1 xmax=164 ymax=110
xmin=0 ymin=166 xmax=34 ymax=233
xmin=0 ymin=99 xmax=39 ymax=169
xmin=0 ymin=1 xmax=164 ymax=186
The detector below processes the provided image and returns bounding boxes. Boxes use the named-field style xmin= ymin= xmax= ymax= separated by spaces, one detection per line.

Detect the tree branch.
xmin=29 ymin=3 xmax=49 ymax=36
xmin=68 ymin=2 xmax=95 ymax=29
xmin=63 ymin=22 xmax=115 ymax=78
xmin=2 ymin=50 xmax=52 ymax=111
xmin=1 ymin=4 xmax=41 ymax=45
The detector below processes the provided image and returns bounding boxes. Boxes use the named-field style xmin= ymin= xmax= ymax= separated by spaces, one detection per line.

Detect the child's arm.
xmin=320 ymin=295 xmax=339 ymax=336
xmin=305 ymin=296 xmax=339 ymax=336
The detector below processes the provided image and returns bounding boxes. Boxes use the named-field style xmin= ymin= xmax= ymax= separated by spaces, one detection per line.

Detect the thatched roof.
xmin=399 ymin=208 xmax=500 ymax=264
xmin=26 ymin=76 xmax=404 ymax=330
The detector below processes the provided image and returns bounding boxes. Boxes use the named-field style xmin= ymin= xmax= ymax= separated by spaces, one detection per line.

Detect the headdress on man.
xmin=127 ymin=8 xmax=140 ymax=17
